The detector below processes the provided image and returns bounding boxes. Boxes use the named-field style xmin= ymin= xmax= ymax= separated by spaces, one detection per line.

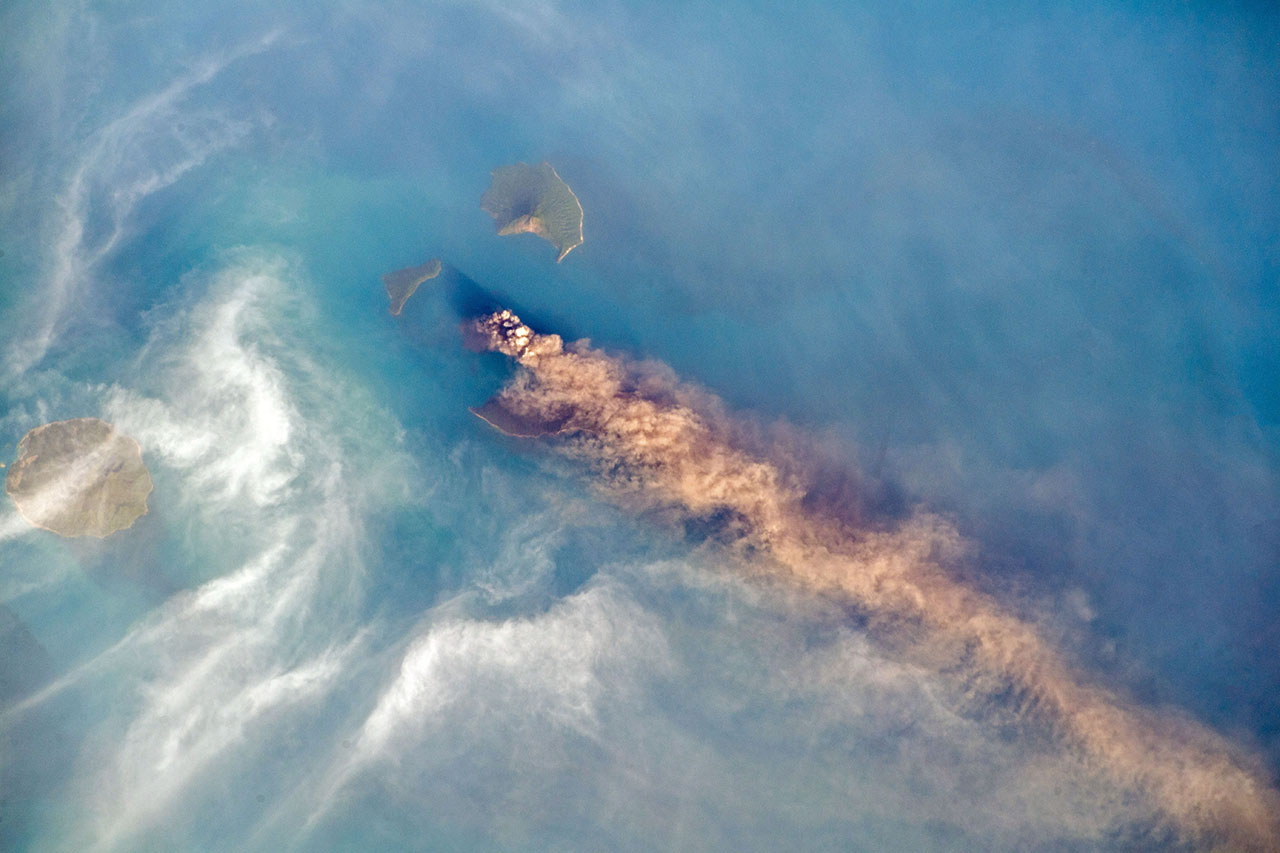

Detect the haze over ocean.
xmin=1 ymin=2 xmax=1278 ymax=850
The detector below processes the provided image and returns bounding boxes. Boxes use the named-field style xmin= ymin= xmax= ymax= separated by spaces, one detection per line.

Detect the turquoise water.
xmin=1 ymin=2 xmax=1278 ymax=850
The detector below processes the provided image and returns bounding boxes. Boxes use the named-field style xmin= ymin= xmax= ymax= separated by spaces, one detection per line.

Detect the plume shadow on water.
xmin=393 ymin=263 xmax=581 ymax=351
xmin=0 ymin=605 xmax=50 ymax=709
xmin=0 ymin=604 xmax=60 ymax=851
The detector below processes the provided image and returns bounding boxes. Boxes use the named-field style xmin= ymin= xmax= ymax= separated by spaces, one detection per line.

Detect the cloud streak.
xmin=471 ymin=307 xmax=1280 ymax=851
xmin=308 ymin=579 xmax=668 ymax=822
xmin=5 ymin=28 xmax=282 ymax=380
xmin=0 ymin=252 xmax=417 ymax=851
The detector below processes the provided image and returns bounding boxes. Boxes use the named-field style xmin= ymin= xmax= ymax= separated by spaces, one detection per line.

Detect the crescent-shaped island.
xmin=481 ymin=161 xmax=584 ymax=262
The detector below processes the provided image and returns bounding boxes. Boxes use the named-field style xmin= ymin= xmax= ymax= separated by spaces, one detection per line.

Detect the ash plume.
xmin=471 ymin=308 xmax=1280 ymax=851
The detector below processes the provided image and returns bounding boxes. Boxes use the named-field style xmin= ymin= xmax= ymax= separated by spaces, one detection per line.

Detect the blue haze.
xmin=0 ymin=1 xmax=1277 ymax=850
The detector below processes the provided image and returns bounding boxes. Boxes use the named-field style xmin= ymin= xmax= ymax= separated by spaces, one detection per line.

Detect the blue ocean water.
xmin=1 ymin=1 xmax=1277 ymax=850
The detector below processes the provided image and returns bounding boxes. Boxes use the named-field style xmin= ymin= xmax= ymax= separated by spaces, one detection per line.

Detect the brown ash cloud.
xmin=471 ymin=308 xmax=1280 ymax=851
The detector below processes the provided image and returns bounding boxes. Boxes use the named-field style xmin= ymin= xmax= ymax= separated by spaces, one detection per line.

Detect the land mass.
xmin=5 ymin=418 xmax=153 ymax=538
xmin=383 ymin=258 xmax=442 ymax=315
xmin=480 ymin=162 xmax=583 ymax=262
xmin=471 ymin=397 xmax=571 ymax=438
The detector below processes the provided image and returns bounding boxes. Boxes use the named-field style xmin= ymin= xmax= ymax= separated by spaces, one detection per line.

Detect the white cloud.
xmin=5 ymin=29 xmax=282 ymax=379
xmin=363 ymin=582 xmax=663 ymax=745
xmin=297 ymin=580 xmax=669 ymax=832
xmin=472 ymin=511 xmax=563 ymax=603
xmin=0 ymin=251 xmax=418 ymax=851
xmin=105 ymin=263 xmax=304 ymax=510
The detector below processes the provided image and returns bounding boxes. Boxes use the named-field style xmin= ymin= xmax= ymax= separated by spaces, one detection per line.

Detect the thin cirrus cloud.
xmin=296 ymin=580 xmax=670 ymax=834
xmin=2 ymin=253 xmax=408 ymax=850
xmin=4 ymin=28 xmax=282 ymax=381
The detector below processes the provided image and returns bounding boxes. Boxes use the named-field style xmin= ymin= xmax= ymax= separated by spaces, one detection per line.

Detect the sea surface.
xmin=1 ymin=2 xmax=1277 ymax=850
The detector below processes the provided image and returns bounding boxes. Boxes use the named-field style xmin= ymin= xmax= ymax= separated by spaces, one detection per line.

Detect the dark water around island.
xmin=0 ymin=2 xmax=1278 ymax=850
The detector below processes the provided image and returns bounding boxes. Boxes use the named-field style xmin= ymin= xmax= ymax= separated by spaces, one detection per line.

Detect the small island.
xmin=5 ymin=418 xmax=153 ymax=538
xmin=470 ymin=397 xmax=571 ymax=438
xmin=382 ymin=258 xmax=442 ymax=316
xmin=480 ymin=162 xmax=584 ymax=262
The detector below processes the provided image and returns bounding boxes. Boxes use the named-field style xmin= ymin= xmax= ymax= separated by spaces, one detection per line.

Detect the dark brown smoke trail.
xmin=471 ymin=308 xmax=1280 ymax=851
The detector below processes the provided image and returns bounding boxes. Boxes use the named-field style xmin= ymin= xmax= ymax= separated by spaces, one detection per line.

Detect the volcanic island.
xmin=383 ymin=258 xmax=442 ymax=315
xmin=5 ymin=418 xmax=153 ymax=538
xmin=480 ymin=162 xmax=584 ymax=262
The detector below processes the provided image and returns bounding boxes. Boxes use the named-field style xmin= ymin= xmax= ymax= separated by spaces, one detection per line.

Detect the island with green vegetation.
xmin=382 ymin=258 xmax=442 ymax=316
xmin=480 ymin=162 xmax=584 ymax=262
xmin=5 ymin=418 xmax=153 ymax=538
